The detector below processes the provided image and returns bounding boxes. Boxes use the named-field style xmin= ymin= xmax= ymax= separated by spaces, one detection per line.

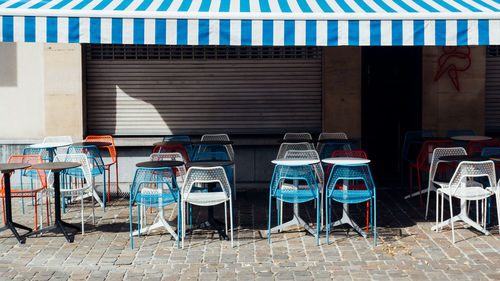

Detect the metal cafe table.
xmin=185 ymin=160 xmax=234 ymax=240
xmin=133 ymin=160 xmax=184 ymax=239
xmin=0 ymin=163 xmax=32 ymax=243
xmin=431 ymin=155 xmax=491 ymax=235
xmin=265 ymin=158 xmax=320 ymax=237
xmin=322 ymin=157 xmax=371 ymax=237
xmin=26 ymin=162 xmax=81 ymax=243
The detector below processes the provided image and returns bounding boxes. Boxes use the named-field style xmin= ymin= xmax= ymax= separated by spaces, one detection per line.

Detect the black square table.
xmin=26 ymin=162 xmax=82 ymax=242
xmin=0 ymin=163 xmax=32 ymax=243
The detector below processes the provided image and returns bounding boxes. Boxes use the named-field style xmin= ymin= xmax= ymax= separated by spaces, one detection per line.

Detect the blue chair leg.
xmin=268 ymin=194 xmax=272 ymax=244
xmin=103 ymin=173 xmax=106 ymax=212
xmin=316 ymin=194 xmax=320 ymax=246
xmin=373 ymin=195 xmax=377 ymax=246
xmin=177 ymin=200 xmax=181 ymax=249
xmin=488 ymin=197 xmax=491 ymax=225
xmin=129 ymin=200 xmax=133 ymax=249
xmin=326 ymin=197 xmax=330 ymax=245
xmin=277 ymin=198 xmax=280 ymax=227
xmin=137 ymin=203 xmax=141 ymax=237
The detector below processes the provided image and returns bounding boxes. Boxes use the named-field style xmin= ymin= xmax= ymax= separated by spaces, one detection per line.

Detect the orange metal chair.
xmin=85 ymin=135 xmax=118 ymax=202
xmin=1 ymin=155 xmax=48 ymax=230
xmin=466 ymin=139 xmax=500 ymax=156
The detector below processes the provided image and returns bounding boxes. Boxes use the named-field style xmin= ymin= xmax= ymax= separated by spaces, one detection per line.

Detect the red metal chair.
xmin=1 ymin=155 xmax=48 ymax=230
xmin=85 ymin=135 xmax=118 ymax=202
xmin=466 ymin=139 xmax=500 ymax=156
xmin=409 ymin=140 xmax=454 ymax=207
xmin=328 ymin=150 xmax=371 ymax=231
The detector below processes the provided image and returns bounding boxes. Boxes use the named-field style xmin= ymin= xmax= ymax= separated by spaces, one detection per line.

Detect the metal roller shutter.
xmin=486 ymin=46 xmax=500 ymax=134
xmin=84 ymin=45 xmax=322 ymax=136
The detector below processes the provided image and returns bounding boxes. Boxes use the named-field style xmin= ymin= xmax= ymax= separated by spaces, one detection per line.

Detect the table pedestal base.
xmin=26 ymin=219 xmax=79 ymax=243
xmin=265 ymin=203 xmax=317 ymax=237
xmin=431 ymin=202 xmax=490 ymax=235
xmin=328 ymin=204 xmax=367 ymax=238
xmin=0 ymin=222 xmax=32 ymax=244
xmin=133 ymin=208 xmax=178 ymax=240
xmin=404 ymin=186 xmax=435 ymax=200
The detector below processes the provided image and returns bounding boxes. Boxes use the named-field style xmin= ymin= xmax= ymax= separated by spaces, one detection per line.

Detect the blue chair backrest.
xmin=446 ymin=129 xmax=475 ymax=138
xmin=130 ymin=167 xmax=178 ymax=203
xmin=23 ymin=147 xmax=53 ymax=162
xmin=326 ymin=164 xmax=375 ymax=203
xmin=402 ymin=130 xmax=434 ymax=161
xmin=481 ymin=147 xmax=500 ymax=157
xmin=67 ymin=145 xmax=105 ymax=173
xmin=269 ymin=165 xmax=319 ymax=204
xmin=193 ymin=144 xmax=229 ymax=161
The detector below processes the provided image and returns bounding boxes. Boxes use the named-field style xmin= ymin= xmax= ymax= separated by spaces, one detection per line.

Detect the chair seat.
xmin=184 ymin=192 xmax=229 ymax=206
xmin=273 ymin=189 xmax=317 ymax=203
xmin=136 ymin=192 xmax=178 ymax=207
xmin=438 ymin=186 xmax=494 ymax=201
xmin=330 ymin=189 xmax=373 ymax=204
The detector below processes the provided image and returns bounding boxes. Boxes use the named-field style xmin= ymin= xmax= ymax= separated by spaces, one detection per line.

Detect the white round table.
xmin=322 ymin=157 xmax=371 ymax=238
xmin=450 ymin=135 xmax=492 ymax=141
xmin=271 ymin=159 xmax=320 ymax=165
xmin=322 ymin=157 xmax=371 ymax=165
xmin=29 ymin=141 xmax=72 ymax=161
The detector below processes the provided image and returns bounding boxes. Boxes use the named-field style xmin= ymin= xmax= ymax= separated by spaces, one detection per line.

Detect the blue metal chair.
xmin=446 ymin=129 xmax=475 ymax=138
xmin=66 ymin=145 xmax=106 ymax=211
xmin=268 ymin=164 xmax=320 ymax=245
xmin=316 ymin=132 xmax=351 ymax=160
xmin=129 ymin=167 xmax=180 ymax=248
xmin=325 ymin=164 xmax=376 ymax=245
xmin=162 ymin=135 xmax=193 ymax=159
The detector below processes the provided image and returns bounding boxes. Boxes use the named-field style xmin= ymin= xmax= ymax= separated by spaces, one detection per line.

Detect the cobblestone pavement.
xmin=0 ymin=187 xmax=499 ymax=280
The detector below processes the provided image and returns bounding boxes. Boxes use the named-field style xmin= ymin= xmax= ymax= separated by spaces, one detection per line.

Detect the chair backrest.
xmin=153 ymin=145 xmax=190 ymax=162
xmin=317 ymin=132 xmax=349 ymax=158
xmin=162 ymin=135 xmax=191 ymax=142
xmin=276 ymin=142 xmax=312 ymax=159
xmin=284 ymin=150 xmax=324 ymax=185
xmin=325 ymin=164 xmax=375 ymax=200
xmin=130 ymin=167 xmax=178 ymax=202
xmin=182 ymin=166 xmax=231 ymax=200
xmin=22 ymin=147 xmax=52 ymax=162
xmin=446 ymin=129 xmax=475 ymax=138
xmin=51 ymin=153 xmax=93 ymax=190
xmin=447 ymin=161 xmax=496 ymax=196
xmin=428 ymin=147 xmax=466 ymax=186
xmin=416 ymin=140 xmax=454 ymax=167
xmin=67 ymin=145 xmax=105 ymax=172
xmin=466 ymin=139 xmax=500 ymax=156
xmin=2 ymin=155 xmax=46 ymax=189
xmin=85 ymin=135 xmax=117 ymax=163
xmin=200 ymin=134 xmax=234 ymax=160
xmin=43 ymin=136 xmax=73 ymax=144
xmin=269 ymin=164 xmax=319 ymax=203
xmin=402 ymin=130 xmax=434 ymax=161
xmin=150 ymin=152 xmax=187 ymax=180
xmin=283 ymin=133 xmax=313 ymax=141
xmin=326 ymin=150 xmax=368 ymax=178
xmin=481 ymin=147 xmax=500 ymax=157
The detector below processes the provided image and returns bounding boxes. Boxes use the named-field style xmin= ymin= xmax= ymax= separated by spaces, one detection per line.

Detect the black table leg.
xmin=26 ymin=171 xmax=79 ymax=243
xmin=0 ymin=173 xmax=32 ymax=243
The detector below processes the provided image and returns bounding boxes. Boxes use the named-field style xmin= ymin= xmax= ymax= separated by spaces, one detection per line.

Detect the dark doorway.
xmin=362 ymin=47 xmax=422 ymax=183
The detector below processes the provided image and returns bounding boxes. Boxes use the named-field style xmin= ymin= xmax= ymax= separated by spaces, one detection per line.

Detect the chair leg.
xmin=416 ymin=169 xmax=423 ymax=207
xmin=449 ymin=197 xmax=455 ymax=244
xmin=229 ymin=198 xmax=234 ymax=248
xmin=425 ymin=182 xmax=432 ymax=220
xmin=182 ymin=201 xmax=186 ymax=249
xmin=366 ymin=201 xmax=370 ymax=232
xmin=326 ymin=197 xmax=331 ymax=245
xmin=34 ymin=195 xmax=38 ymax=231
xmin=116 ymin=162 xmax=119 ymax=195
xmin=129 ymin=200 xmax=133 ymax=249
xmin=81 ymin=194 xmax=85 ymax=235
xmin=409 ymin=166 xmax=413 ymax=197
xmin=268 ymin=195 xmax=272 ymax=244
xmin=373 ymin=196 xmax=377 ymax=246
xmin=107 ymin=167 xmax=110 ymax=204
xmin=103 ymin=173 xmax=106 ymax=212
xmin=435 ymin=191 xmax=439 ymax=232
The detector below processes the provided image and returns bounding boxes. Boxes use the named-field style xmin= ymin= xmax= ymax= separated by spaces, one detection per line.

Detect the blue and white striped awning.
xmin=1 ymin=0 xmax=500 ymax=46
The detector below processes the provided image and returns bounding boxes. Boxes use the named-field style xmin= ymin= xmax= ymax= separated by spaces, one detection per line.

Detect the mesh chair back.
xmin=150 ymin=152 xmax=187 ymax=180
xmin=447 ymin=161 xmax=496 ymax=196
xmin=43 ymin=136 xmax=72 ymax=144
xmin=153 ymin=145 xmax=190 ymax=162
xmin=446 ymin=130 xmax=475 ymax=138
xmin=428 ymin=147 xmax=466 ymax=185
xmin=23 ymin=147 xmax=52 ymax=162
xmin=416 ymin=140 xmax=454 ymax=168
xmin=200 ymin=134 xmax=234 ymax=160
xmin=283 ymin=133 xmax=313 ymax=141
xmin=269 ymin=164 xmax=319 ymax=203
xmin=326 ymin=164 xmax=375 ymax=204
xmin=3 ymin=155 xmax=46 ymax=189
xmin=67 ymin=145 xmax=105 ymax=173
xmin=317 ymin=132 xmax=350 ymax=159
xmin=51 ymin=154 xmax=93 ymax=194
xmin=284 ymin=150 xmax=324 ymax=185
xmin=85 ymin=135 xmax=117 ymax=163
xmin=481 ymin=147 xmax=500 ymax=157
xmin=162 ymin=136 xmax=191 ymax=142
xmin=326 ymin=150 xmax=368 ymax=179
xmin=130 ymin=167 xmax=178 ymax=205
xmin=182 ymin=166 xmax=232 ymax=200
xmin=276 ymin=142 xmax=312 ymax=159
xmin=402 ymin=130 xmax=434 ymax=161
xmin=466 ymin=140 xmax=500 ymax=156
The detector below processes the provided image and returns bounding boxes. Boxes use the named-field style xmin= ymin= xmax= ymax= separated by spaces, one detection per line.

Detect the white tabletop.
xmin=29 ymin=142 xmax=72 ymax=149
xmin=450 ymin=135 xmax=492 ymax=141
xmin=321 ymin=157 xmax=371 ymax=165
xmin=271 ymin=159 xmax=320 ymax=165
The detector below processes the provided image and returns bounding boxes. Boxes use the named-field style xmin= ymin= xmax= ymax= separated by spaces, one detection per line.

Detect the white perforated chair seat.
xmin=184 ymin=192 xmax=228 ymax=206
xmin=438 ymin=186 xmax=494 ymax=201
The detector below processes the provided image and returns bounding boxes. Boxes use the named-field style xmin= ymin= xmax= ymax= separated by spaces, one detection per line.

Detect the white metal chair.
xmin=181 ymin=166 xmax=233 ymax=248
xmin=434 ymin=161 xmax=496 ymax=243
xmin=283 ymin=133 xmax=313 ymax=141
xmin=50 ymin=153 xmax=95 ymax=234
xmin=425 ymin=147 xmax=467 ymax=220
xmin=276 ymin=142 xmax=312 ymax=160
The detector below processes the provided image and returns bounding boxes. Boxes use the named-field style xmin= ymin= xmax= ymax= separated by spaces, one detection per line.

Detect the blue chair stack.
xmin=268 ymin=164 xmax=320 ymax=245
xmin=325 ymin=164 xmax=377 ymax=245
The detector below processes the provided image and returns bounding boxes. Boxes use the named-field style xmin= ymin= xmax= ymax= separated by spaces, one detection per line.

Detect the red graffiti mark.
xmin=434 ymin=46 xmax=471 ymax=92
